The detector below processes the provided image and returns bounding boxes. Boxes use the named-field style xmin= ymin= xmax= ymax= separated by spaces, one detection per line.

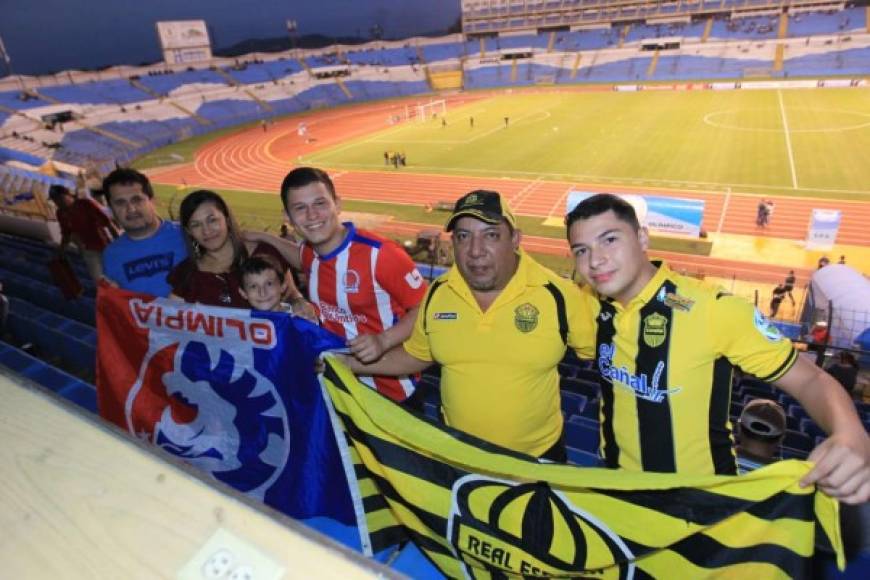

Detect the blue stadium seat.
xmin=564 ymin=416 xmax=599 ymax=452
xmin=783 ymin=429 xmax=814 ymax=454
xmin=0 ymin=342 xmax=96 ymax=414
xmin=730 ymin=401 xmax=743 ymax=418
xmin=799 ymin=418 xmax=826 ymax=440
xmin=560 ymin=391 xmax=586 ymax=417
xmin=560 ymin=376 xmax=599 ymax=399
xmin=787 ymin=404 xmax=810 ymax=421
xmin=566 ymin=446 xmax=600 ymax=467
xmin=0 ymin=342 xmax=42 ymax=374
xmin=423 ymin=402 xmax=440 ymax=421
xmin=566 ymin=415 xmax=597 ymax=430
xmin=742 ymin=387 xmax=778 ymax=405
xmin=57 ymin=383 xmax=98 ymax=414
xmin=0 ymin=267 xmax=95 ymax=326
xmin=558 ymin=362 xmax=577 ymax=379
xmin=740 ymin=377 xmax=775 ymax=392
xmin=575 ymin=368 xmax=601 ymax=383
xmin=6 ymin=300 xmax=96 ymax=374
xmin=781 ymin=446 xmax=808 ymax=460
xmin=580 ymin=399 xmax=599 ymax=421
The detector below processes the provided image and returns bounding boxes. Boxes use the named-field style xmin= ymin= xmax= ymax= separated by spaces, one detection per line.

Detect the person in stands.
xmin=101 ymin=168 xmax=188 ymax=297
xmin=50 ymin=184 xmax=119 ymax=283
xmin=167 ymin=189 xmax=314 ymax=321
xmin=735 ymin=399 xmax=787 ymax=474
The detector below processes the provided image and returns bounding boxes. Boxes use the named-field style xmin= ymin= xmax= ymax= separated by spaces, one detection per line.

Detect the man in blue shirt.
xmin=101 ymin=168 xmax=187 ymax=297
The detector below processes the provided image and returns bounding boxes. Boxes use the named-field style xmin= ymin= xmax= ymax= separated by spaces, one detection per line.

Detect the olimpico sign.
xmin=155 ymin=20 xmax=212 ymax=65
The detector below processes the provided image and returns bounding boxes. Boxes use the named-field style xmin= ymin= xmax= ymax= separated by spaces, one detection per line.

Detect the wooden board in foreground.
xmin=0 ymin=368 xmax=401 ymax=579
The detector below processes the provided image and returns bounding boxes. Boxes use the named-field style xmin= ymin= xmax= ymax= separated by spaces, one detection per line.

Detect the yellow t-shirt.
xmin=572 ymin=262 xmax=796 ymax=475
xmin=404 ymin=251 xmax=591 ymax=457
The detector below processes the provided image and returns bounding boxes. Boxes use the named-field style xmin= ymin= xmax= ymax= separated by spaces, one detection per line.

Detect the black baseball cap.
xmin=445 ymin=190 xmax=517 ymax=232
xmin=739 ymin=399 xmax=786 ymax=439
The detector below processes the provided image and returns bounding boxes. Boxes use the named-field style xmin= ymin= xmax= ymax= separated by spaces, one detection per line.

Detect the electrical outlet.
xmin=202 ymin=549 xmax=235 ymax=579
xmin=228 ymin=565 xmax=255 ymax=580
xmin=177 ymin=528 xmax=285 ymax=580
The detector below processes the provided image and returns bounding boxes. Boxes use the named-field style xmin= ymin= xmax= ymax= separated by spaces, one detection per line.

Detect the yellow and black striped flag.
xmin=321 ymin=357 xmax=843 ymax=579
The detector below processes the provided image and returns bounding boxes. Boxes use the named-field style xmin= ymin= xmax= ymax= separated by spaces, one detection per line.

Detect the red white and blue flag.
xmin=96 ymin=285 xmax=357 ymax=525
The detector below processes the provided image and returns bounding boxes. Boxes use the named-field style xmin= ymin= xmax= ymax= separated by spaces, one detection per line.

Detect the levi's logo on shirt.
xmin=124 ymin=253 xmax=175 ymax=281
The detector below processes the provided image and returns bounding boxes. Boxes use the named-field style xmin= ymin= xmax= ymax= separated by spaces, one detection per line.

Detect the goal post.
xmin=415 ymin=99 xmax=447 ymax=122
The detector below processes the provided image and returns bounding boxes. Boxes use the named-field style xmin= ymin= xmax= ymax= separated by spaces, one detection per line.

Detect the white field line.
xmin=286 ymin=161 xmax=870 ymax=197
xmin=777 ymin=90 xmax=799 ymax=190
xmin=509 ymin=176 xmax=544 ymax=207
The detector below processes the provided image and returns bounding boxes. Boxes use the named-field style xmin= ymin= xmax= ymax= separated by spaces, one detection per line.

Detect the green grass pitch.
xmin=300 ymin=88 xmax=870 ymax=200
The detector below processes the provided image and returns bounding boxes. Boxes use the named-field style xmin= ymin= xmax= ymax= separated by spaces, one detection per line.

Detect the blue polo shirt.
xmin=102 ymin=220 xmax=188 ymax=297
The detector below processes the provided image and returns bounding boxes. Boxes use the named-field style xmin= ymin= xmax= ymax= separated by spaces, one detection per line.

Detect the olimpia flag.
xmin=96 ymin=285 xmax=357 ymax=524
xmin=320 ymin=357 xmax=844 ymax=579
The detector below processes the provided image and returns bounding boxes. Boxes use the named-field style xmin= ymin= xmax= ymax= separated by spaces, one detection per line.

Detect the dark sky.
xmin=0 ymin=0 xmax=461 ymax=76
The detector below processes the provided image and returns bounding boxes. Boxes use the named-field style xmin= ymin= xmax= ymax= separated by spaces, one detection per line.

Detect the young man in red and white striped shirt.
xmin=279 ymin=167 xmax=427 ymax=405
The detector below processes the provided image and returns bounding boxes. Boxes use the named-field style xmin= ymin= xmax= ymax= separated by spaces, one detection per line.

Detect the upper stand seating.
xmin=38 ymin=80 xmax=152 ymax=105
xmin=136 ymin=69 xmax=228 ymax=96
xmin=420 ymin=41 xmax=464 ymax=63
xmin=709 ymin=15 xmax=780 ymax=41
xmin=223 ymin=59 xmax=303 ymax=84
xmin=789 ymin=7 xmax=867 ymax=38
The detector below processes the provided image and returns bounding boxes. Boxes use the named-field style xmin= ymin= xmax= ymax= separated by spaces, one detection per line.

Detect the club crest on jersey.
xmin=753 ymin=308 xmax=783 ymax=342
xmin=642 ymin=313 xmax=668 ymax=348
xmin=405 ymin=269 xmax=424 ymax=289
xmin=341 ymin=269 xmax=360 ymax=294
xmin=514 ymin=303 xmax=539 ymax=333
xmin=449 ymin=475 xmax=635 ymax=578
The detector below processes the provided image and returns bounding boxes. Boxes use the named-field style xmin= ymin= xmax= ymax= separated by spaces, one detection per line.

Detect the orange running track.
xmin=149 ymin=96 xmax=870 ymax=285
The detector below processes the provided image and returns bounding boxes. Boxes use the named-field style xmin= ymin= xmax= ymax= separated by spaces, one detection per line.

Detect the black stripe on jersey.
xmin=595 ymin=300 xmax=619 ymax=467
xmin=709 ymin=356 xmax=737 ymax=475
xmin=543 ymin=282 xmax=568 ymax=345
xmin=757 ymin=347 xmax=798 ymax=382
xmin=636 ymin=280 xmax=677 ymax=473
xmin=422 ymin=279 xmax=446 ymax=334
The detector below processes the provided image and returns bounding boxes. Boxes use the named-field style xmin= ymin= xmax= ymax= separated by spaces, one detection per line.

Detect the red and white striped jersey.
xmin=301 ymin=223 xmax=427 ymax=401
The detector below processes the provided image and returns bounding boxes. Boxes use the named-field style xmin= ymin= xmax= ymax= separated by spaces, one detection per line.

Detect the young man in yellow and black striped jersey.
xmin=566 ymin=193 xmax=869 ymax=505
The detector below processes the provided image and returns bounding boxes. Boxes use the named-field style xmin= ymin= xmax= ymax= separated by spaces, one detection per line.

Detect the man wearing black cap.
xmin=344 ymin=190 xmax=591 ymax=462
xmin=735 ymin=399 xmax=787 ymax=474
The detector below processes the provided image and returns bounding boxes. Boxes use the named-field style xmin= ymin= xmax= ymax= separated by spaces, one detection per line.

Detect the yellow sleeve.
xmin=402 ymin=283 xmax=435 ymax=362
xmin=711 ymin=294 xmax=797 ymax=382
xmin=566 ymin=283 xmax=598 ymax=360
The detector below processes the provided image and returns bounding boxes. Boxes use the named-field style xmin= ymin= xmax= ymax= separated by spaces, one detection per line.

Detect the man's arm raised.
xmin=774 ymin=356 xmax=870 ymax=504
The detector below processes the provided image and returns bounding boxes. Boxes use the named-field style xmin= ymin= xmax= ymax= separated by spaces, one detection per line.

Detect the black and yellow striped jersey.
xmin=572 ymin=262 xmax=797 ymax=475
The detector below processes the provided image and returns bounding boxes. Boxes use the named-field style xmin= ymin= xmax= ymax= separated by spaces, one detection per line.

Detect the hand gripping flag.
xmin=96 ymin=285 xmax=356 ymax=524
xmin=320 ymin=356 xmax=845 ymax=579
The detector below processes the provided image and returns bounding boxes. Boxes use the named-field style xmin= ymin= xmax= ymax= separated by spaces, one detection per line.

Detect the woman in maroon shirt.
xmin=167 ymin=189 xmax=312 ymax=315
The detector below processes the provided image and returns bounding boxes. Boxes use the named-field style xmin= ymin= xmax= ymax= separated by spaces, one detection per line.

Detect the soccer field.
xmin=300 ymin=88 xmax=870 ymax=200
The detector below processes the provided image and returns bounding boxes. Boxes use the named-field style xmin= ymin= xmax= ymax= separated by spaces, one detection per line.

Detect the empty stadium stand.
xmin=0 ymin=5 xmax=868 ymax=170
